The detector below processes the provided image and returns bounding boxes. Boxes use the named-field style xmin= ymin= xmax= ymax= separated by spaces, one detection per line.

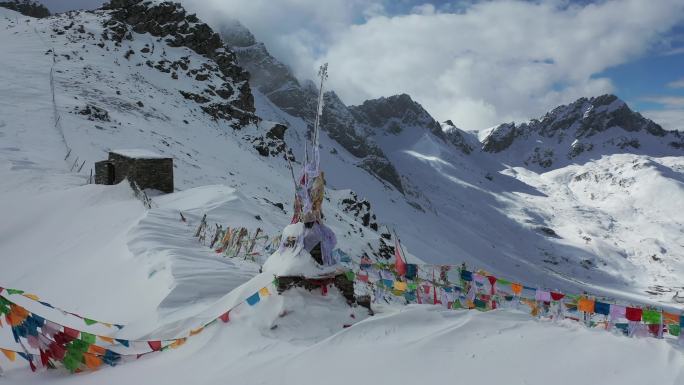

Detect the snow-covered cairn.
xmin=262 ymin=65 xmax=355 ymax=304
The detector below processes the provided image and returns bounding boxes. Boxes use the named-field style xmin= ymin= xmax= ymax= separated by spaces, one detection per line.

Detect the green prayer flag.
xmin=6 ymin=289 xmax=24 ymax=295
xmin=84 ymin=318 xmax=98 ymax=326
xmin=80 ymin=332 xmax=96 ymax=344
xmin=497 ymin=278 xmax=511 ymax=285
xmin=408 ymin=283 xmax=417 ymax=291
xmin=345 ymin=271 xmax=355 ymax=281
xmin=669 ymin=324 xmax=681 ymax=337
xmin=63 ymin=354 xmax=80 ymax=372
xmin=642 ymin=310 xmax=661 ymax=324
xmin=391 ymin=289 xmax=403 ymax=296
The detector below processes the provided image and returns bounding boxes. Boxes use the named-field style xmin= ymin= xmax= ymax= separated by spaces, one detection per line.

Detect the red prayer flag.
xmin=487 ymin=276 xmax=497 ymax=295
xmin=625 ymin=307 xmax=642 ymax=322
xmin=62 ymin=327 xmax=80 ymax=339
xmin=148 ymin=341 xmax=162 ymax=351
xmin=550 ymin=292 xmax=565 ymax=301
xmin=394 ymin=239 xmax=407 ymax=277
xmin=219 ymin=311 xmax=230 ymax=323
xmin=40 ymin=350 xmax=49 ymax=367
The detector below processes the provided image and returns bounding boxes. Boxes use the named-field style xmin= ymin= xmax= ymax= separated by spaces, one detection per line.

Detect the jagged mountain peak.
xmin=218 ymin=18 xmax=257 ymax=48
xmin=349 ymin=93 xmax=444 ymax=139
xmin=482 ymin=94 xmax=683 ymax=169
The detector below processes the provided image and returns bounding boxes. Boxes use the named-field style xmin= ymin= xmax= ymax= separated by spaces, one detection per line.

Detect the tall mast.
xmin=311 ymin=63 xmax=328 ymax=168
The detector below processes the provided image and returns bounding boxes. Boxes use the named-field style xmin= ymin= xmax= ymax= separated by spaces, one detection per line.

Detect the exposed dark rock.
xmin=339 ymin=191 xmax=379 ymax=231
xmin=74 ymin=104 xmax=110 ymax=122
xmin=0 ymin=0 xmax=49 ymax=18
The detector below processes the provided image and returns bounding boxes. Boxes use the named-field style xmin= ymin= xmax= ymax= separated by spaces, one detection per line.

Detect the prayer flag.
xmin=511 ymin=283 xmax=522 ymax=295
xmin=6 ymin=289 xmax=24 ymax=295
xmin=663 ymin=311 xmax=680 ymax=325
xmin=345 ymin=271 xmax=355 ymax=282
xmin=393 ymin=281 xmax=407 ymax=292
xmin=246 ymin=293 xmax=260 ymax=306
xmin=594 ymin=301 xmax=610 ymax=316
xmin=1 ymin=348 xmax=16 ymax=362
xmin=219 ymin=311 xmax=230 ymax=323
xmin=84 ymin=352 xmax=102 ymax=369
xmin=642 ymin=309 xmax=660 ymax=325
xmin=625 ymin=307 xmax=642 ymax=322
xmin=170 ymin=338 xmax=186 ymax=349
xmin=190 ymin=327 xmax=204 ymax=336
xmin=577 ymin=298 xmax=595 ymax=313
xmin=394 ymin=238 xmax=407 ymax=277
xmin=669 ymin=324 xmax=681 ymax=337
xmin=550 ymin=292 xmax=565 ymax=301
xmin=80 ymin=332 xmax=96 ymax=344
xmin=461 ymin=270 xmax=472 ymax=282
xmin=535 ymin=290 xmax=551 ymax=302
xmin=22 ymin=294 xmax=40 ymax=301
xmin=259 ymin=287 xmax=270 ymax=298
xmin=147 ymin=341 xmax=162 ymax=351
xmin=98 ymin=335 xmax=114 ymax=344
xmin=84 ymin=318 xmax=98 ymax=326
xmin=115 ymin=339 xmax=130 ymax=347
xmin=63 ymin=327 xmax=80 ymax=340
xmin=88 ymin=344 xmax=106 ymax=355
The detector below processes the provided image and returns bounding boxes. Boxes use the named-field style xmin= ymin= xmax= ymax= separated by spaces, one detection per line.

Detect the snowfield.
xmin=0 ymin=5 xmax=683 ymax=384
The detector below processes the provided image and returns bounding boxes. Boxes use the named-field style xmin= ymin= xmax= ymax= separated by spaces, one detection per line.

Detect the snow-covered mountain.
xmin=483 ymin=94 xmax=684 ymax=169
xmin=0 ymin=2 xmax=683 ymax=382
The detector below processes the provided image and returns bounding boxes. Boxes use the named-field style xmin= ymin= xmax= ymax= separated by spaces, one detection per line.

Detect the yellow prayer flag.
xmin=190 ymin=327 xmax=204 ymax=336
xmin=22 ymin=293 xmax=40 ymax=301
xmin=393 ymin=281 xmax=407 ymax=291
xmin=1 ymin=348 xmax=16 ymax=362
xmin=259 ymin=287 xmax=270 ymax=297
xmin=170 ymin=338 xmax=186 ymax=349
xmin=98 ymin=335 xmax=114 ymax=344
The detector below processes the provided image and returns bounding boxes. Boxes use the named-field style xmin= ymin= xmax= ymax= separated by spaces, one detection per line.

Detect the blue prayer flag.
xmin=246 ymin=292 xmax=260 ymax=306
xmin=594 ymin=301 xmax=610 ymax=315
xmin=461 ymin=270 xmax=473 ymax=282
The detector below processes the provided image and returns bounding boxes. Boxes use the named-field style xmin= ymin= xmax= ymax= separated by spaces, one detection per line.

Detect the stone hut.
xmin=95 ymin=149 xmax=173 ymax=193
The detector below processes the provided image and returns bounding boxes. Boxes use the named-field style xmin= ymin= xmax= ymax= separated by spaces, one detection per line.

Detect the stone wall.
xmin=95 ymin=152 xmax=174 ymax=193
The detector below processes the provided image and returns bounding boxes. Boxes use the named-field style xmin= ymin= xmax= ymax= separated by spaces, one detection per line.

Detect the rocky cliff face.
xmin=103 ymin=0 xmax=257 ymax=128
xmin=348 ymin=94 xmax=445 ymax=141
xmin=482 ymin=94 xmax=684 ymax=169
xmin=0 ymin=0 xmax=49 ymax=18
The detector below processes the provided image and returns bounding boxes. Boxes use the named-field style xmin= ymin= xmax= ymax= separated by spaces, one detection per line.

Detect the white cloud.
xmin=642 ymin=108 xmax=684 ymax=131
xmin=667 ymin=78 xmax=684 ymax=88
xmin=181 ymin=0 xmax=684 ymax=130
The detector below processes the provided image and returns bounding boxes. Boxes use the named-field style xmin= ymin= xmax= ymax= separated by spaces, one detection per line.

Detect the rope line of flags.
xmin=0 ymin=282 xmax=275 ymax=373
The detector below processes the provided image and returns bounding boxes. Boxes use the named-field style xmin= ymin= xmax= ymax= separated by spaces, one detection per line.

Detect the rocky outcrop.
xmin=102 ymin=0 xmax=257 ymax=127
xmin=0 ymin=0 xmax=49 ymax=18
xmin=338 ymin=191 xmax=379 ymax=231
xmin=442 ymin=120 xmax=475 ymax=154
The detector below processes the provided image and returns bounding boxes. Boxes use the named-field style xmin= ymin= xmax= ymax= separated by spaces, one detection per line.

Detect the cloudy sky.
xmin=38 ymin=0 xmax=684 ymax=130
